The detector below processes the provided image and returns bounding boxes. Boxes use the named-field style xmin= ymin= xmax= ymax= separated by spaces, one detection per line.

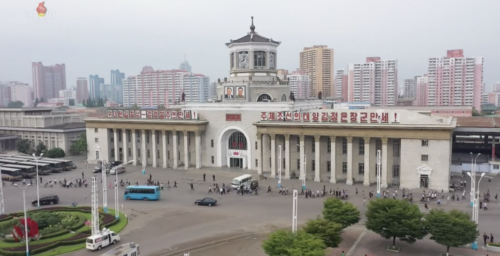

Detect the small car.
xmin=32 ymin=194 xmax=59 ymax=206
xmin=110 ymin=166 xmax=126 ymax=175
xmin=195 ymin=197 xmax=217 ymax=206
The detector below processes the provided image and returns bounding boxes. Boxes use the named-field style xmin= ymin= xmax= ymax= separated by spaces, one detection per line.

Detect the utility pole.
xmin=278 ymin=145 xmax=282 ymax=188
xmin=377 ymin=149 xmax=381 ymax=197
xmin=102 ymin=159 xmax=108 ymax=213
xmin=292 ymin=189 xmax=298 ymax=233
xmin=91 ymin=176 xmax=100 ymax=235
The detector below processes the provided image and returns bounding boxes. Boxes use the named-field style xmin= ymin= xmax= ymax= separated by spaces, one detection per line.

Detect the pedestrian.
xmin=264 ymin=174 xmax=267 ymax=180
xmin=174 ymin=181 xmax=177 ymax=188
xmin=341 ymin=251 xmax=345 ymax=256
xmin=491 ymin=234 xmax=494 ymax=243
xmin=484 ymin=233 xmax=489 ymax=245
xmin=190 ymin=183 xmax=194 ymax=190
xmin=82 ymin=172 xmax=84 ymax=179
xmin=40 ymin=176 xmax=42 ymax=183
xmin=356 ymin=188 xmax=358 ymax=195
xmin=484 ymin=202 xmax=488 ymax=211
xmin=203 ymin=173 xmax=206 ymax=181
xmin=267 ymin=185 xmax=271 ymax=193
xmin=213 ymin=174 xmax=215 ymax=182
xmin=208 ymin=186 xmax=212 ymax=193
xmin=149 ymin=173 xmax=152 ymax=181
xmin=363 ymin=197 xmax=366 ymax=205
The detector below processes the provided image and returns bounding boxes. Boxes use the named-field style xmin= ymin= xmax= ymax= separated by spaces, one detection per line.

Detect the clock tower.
xmin=217 ymin=17 xmax=289 ymax=102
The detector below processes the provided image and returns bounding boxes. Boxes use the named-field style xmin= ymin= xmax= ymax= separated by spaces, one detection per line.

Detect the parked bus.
xmin=43 ymin=158 xmax=76 ymax=170
xmin=0 ymin=159 xmax=21 ymax=165
xmin=0 ymin=164 xmax=36 ymax=178
xmin=33 ymin=160 xmax=64 ymax=173
xmin=0 ymin=167 xmax=23 ymax=181
xmin=18 ymin=162 xmax=51 ymax=175
xmin=124 ymin=186 xmax=161 ymax=201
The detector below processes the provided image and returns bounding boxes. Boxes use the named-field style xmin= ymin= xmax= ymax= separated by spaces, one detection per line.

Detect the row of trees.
xmin=263 ymin=198 xmax=477 ymax=256
xmin=17 ymin=139 xmax=66 ymax=158
xmin=69 ymin=132 xmax=87 ymax=156
xmin=83 ymin=96 xmax=107 ymax=108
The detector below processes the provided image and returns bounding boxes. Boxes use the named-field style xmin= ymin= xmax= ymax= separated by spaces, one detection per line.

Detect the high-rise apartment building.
xmin=89 ymin=75 xmax=104 ymax=99
xmin=403 ymin=78 xmax=416 ymax=99
xmin=493 ymin=82 xmax=500 ymax=92
xmin=427 ymin=49 xmax=483 ymax=110
xmin=288 ymin=69 xmax=311 ymax=99
xmin=347 ymin=57 xmax=398 ymax=107
xmin=100 ymin=84 xmax=123 ymax=104
xmin=0 ymin=83 xmax=11 ymax=107
xmin=76 ymin=77 xmax=89 ymax=104
xmin=335 ymin=70 xmax=348 ymax=102
xmin=414 ymin=74 xmax=428 ymax=106
xmin=122 ymin=67 xmax=210 ymax=107
xmin=9 ymin=82 xmax=33 ymax=107
xmin=110 ymin=70 xmax=125 ymax=86
xmin=179 ymin=61 xmax=192 ymax=72
xmin=59 ymin=89 xmax=76 ymax=99
xmin=32 ymin=62 xmax=66 ymax=101
xmin=300 ymin=45 xmax=334 ymax=97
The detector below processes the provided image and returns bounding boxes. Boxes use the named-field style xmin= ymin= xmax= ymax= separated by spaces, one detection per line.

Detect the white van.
xmin=86 ymin=228 xmax=121 ymax=250
xmin=101 ymin=242 xmax=140 ymax=256
xmin=231 ymin=174 xmax=252 ymax=189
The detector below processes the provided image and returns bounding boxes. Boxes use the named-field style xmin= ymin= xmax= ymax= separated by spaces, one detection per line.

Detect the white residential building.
xmin=414 ymin=75 xmax=428 ymax=106
xmin=59 ymin=89 xmax=76 ymax=99
xmin=123 ymin=76 xmax=137 ymax=107
xmin=335 ymin=70 xmax=348 ymax=102
xmin=403 ymin=78 xmax=416 ymax=99
xmin=10 ymin=82 xmax=33 ymax=107
xmin=288 ymin=69 xmax=311 ymax=98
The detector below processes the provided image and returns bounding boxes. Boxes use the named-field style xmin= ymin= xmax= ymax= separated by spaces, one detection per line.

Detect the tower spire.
xmin=250 ymin=16 xmax=255 ymax=33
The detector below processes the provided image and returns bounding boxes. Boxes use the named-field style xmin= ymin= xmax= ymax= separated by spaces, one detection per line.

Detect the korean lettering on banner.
xmin=138 ymin=110 xmax=144 ymax=119
xmin=276 ymin=112 xmax=284 ymax=121
xmin=360 ymin=112 xmax=368 ymax=123
xmin=350 ymin=112 xmax=358 ymax=122
xmin=172 ymin=111 xmax=177 ymax=119
xmin=177 ymin=111 xmax=184 ymax=119
xmin=159 ymin=111 xmax=165 ymax=119
xmin=129 ymin=110 xmax=135 ymax=118
xmin=321 ymin=112 xmax=329 ymax=122
xmin=285 ymin=112 xmax=292 ymax=121
xmin=113 ymin=110 xmax=118 ymax=118
xmin=380 ymin=112 xmax=389 ymax=123
xmin=153 ymin=110 xmax=159 ymax=119
xmin=330 ymin=112 xmax=338 ymax=122
xmin=340 ymin=112 xmax=348 ymax=122
xmin=165 ymin=111 xmax=171 ymax=119
xmin=184 ymin=110 xmax=191 ymax=120
xmin=268 ymin=112 xmax=276 ymax=121
xmin=118 ymin=110 xmax=123 ymax=118
xmin=147 ymin=110 xmax=152 ymax=119
xmin=302 ymin=112 xmax=310 ymax=122
xmin=192 ymin=111 xmax=198 ymax=120
xmin=312 ymin=112 xmax=319 ymax=122
xmin=107 ymin=110 xmax=113 ymax=118
xmin=123 ymin=110 xmax=129 ymax=118
xmin=293 ymin=112 xmax=301 ymax=121
xmin=370 ymin=113 xmax=378 ymax=123
xmin=261 ymin=112 xmax=268 ymax=121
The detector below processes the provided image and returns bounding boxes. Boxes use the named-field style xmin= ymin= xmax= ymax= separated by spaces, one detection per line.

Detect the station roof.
xmin=456 ymin=117 xmax=500 ymax=128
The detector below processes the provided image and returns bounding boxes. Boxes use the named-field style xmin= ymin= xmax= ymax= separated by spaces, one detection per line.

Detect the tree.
xmin=69 ymin=132 xmax=87 ymax=156
xmin=365 ymin=199 xmax=427 ymax=248
xmin=40 ymin=97 xmax=45 ymax=102
xmin=8 ymin=101 xmax=24 ymax=108
xmin=35 ymin=141 xmax=47 ymax=155
xmin=322 ymin=198 xmax=360 ymax=229
xmin=262 ymin=230 xmax=325 ymax=256
xmin=82 ymin=99 xmax=86 ymax=106
xmin=131 ymin=104 xmax=139 ymax=109
xmin=45 ymin=147 xmax=65 ymax=158
xmin=425 ymin=209 xmax=477 ymax=256
xmin=69 ymin=99 xmax=75 ymax=106
xmin=34 ymin=98 xmax=40 ymax=107
xmin=303 ymin=217 xmax=343 ymax=248
xmin=17 ymin=139 xmax=32 ymax=154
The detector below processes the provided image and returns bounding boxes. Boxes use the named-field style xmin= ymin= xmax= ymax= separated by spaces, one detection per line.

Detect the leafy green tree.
xmin=262 ymin=229 xmax=325 ymax=256
xmin=8 ymin=101 xmax=24 ymax=108
xmin=40 ymin=97 xmax=45 ymax=102
xmin=69 ymin=132 xmax=87 ymax=156
xmin=425 ymin=209 xmax=477 ymax=256
xmin=16 ymin=139 xmax=32 ymax=154
xmin=35 ymin=141 xmax=47 ymax=155
xmin=365 ymin=199 xmax=427 ymax=248
xmin=322 ymin=198 xmax=360 ymax=229
xmin=131 ymin=104 xmax=139 ymax=109
xmin=34 ymin=98 xmax=40 ymax=107
xmin=69 ymin=99 xmax=75 ymax=106
xmin=303 ymin=217 xmax=343 ymax=248
xmin=46 ymin=147 xmax=65 ymax=158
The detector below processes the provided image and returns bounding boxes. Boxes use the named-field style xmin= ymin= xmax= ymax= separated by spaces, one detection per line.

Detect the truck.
xmin=101 ymin=242 xmax=140 ymax=256
xmin=86 ymin=228 xmax=121 ymax=251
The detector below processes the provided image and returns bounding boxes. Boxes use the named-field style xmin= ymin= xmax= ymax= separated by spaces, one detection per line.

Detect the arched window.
xmin=280 ymin=94 xmax=287 ymax=101
xmin=257 ymin=94 xmax=272 ymax=102
xmin=254 ymin=51 xmax=266 ymax=69
xmin=228 ymin=132 xmax=247 ymax=150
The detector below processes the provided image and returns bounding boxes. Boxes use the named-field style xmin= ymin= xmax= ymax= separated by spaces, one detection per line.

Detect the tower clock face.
xmin=239 ymin=53 xmax=249 ymax=69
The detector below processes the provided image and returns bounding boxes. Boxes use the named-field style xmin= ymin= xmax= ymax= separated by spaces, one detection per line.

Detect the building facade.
xmin=179 ymin=61 xmax=192 ymax=72
xmin=89 ymin=75 xmax=104 ymax=99
xmin=300 ymin=45 xmax=334 ymax=97
xmin=100 ymin=84 xmax=123 ymax=104
xmin=335 ymin=70 xmax=348 ymax=102
xmin=76 ymin=77 xmax=89 ymax=104
xmin=59 ymin=89 xmax=76 ymax=99
xmin=427 ymin=49 xmax=483 ymax=110
xmin=0 ymin=83 xmax=11 ymax=107
xmin=288 ymin=69 xmax=311 ymax=99
xmin=414 ymin=74 xmax=428 ymax=106
xmin=32 ymin=62 xmax=66 ymax=101
xmin=403 ymin=78 xmax=416 ymax=99
xmin=110 ymin=70 xmax=125 ymax=86
xmin=10 ymin=82 xmax=33 ymax=107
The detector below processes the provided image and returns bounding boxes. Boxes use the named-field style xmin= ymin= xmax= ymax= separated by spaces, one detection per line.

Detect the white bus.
xmin=86 ymin=228 xmax=120 ymax=250
xmin=101 ymin=242 xmax=140 ymax=256
xmin=231 ymin=174 xmax=253 ymax=189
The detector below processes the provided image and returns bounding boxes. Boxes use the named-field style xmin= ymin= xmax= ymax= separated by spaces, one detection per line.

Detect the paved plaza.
xmin=2 ymin=155 xmax=500 ymax=256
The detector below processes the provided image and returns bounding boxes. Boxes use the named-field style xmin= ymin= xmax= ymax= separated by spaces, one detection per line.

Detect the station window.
xmin=212 ymin=156 xmax=215 ymax=164
xmin=359 ymin=138 xmax=365 ymax=155
xmin=255 ymin=141 xmax=258 ymax=150
xmin=147 ymin=150 xmax=150 ymax=158
xmin=342 ymin=138 xmax=347 ymax=154
xmin=94 ymin=128 xmax=98 ymax=133
xmin=211 ymin=139 xmax=214 ymax=148
xmin=255 ymin=159 xmax=258 ymax=167
xmin=421 ymin=140 xmax=429 ymax=146
xmin=421 ymin=155 xmax=429 ymax=161
xmin=342 ymin=162 xmax=347 ymax=173
xmin=312 ymin=160 xmax=315 ymax=171
xmin=297 ymin=159 xmax=300 ymax=170
xmin=327 ymin=161 xmax=331 ymax=172
xmin=327 ymin=137 xmax=331 ymax=153
xmin=493 ymin=165 xmax=499 ymax=170
xmin=95 ymin=138 xmax=98 ymax=143
xmin=358 ymin=163 xmax=364 ymax=174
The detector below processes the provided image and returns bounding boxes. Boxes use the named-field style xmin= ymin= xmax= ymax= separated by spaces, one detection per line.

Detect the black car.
xmin=32 ymin=195 xmax=59 ymax=206
xmin=110 ymin=161 xmax=122 ymax=167
xmin=195 ymin=197 xmax=217 ymax=206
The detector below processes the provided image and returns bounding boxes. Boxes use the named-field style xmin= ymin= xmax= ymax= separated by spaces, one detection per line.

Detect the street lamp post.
xmin=376 ymin=149 xmax=381 ymax=198
xmin=102 ymin=159 xmax=108 ymax=213
xmin=468 ymin=172 xmax=485 ymax=250
xmin=292 ymin=189 xmax=298 ymax=233
xmin=470 ymin=152 xmax=480 ymax=207
xmin=278 ymin=145 xmax=282 ymax=188
xmin=32 ymin=153 xmax=43 ymax=209
xmin=15 ymin=183 xmax=31 ymax=256
xmin=114 ymin=160 xmax=133 ymax=219
xmin=297 ymin=143 xmax=306 ymax=190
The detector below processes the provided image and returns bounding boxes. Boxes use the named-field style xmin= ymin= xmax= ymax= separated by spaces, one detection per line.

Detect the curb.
xmin=152 ymin=233 xmax=255 ymax=256
xmin=346 ymin=231 xmax=367 ymax=256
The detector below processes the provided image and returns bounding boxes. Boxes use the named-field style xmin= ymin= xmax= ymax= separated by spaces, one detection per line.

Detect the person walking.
xmin=490 ymin=234 xmax=494 ymax=243
xmin=484 ymin=233 xmax=489 ymax=245
xmin=213 ymin=174 xmax=215 ymax=182
xmin=190 ymin=183 xmax=194 ymax=191
xmin=174 ymin=181 xmax=177 ymax=188
xmin=203 ymin=173 xmax=206 ymax=181
xmin=82 ymin=172 xmax=84 ymax=179
xmin=208 ymin=186 xmax=212 ymax=193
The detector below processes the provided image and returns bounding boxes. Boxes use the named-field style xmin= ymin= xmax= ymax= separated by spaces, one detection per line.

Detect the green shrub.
xmin=488 ymin=242 xmax=500 ymax=247
xmin=40 ymin=229 xmax=69 ymax=239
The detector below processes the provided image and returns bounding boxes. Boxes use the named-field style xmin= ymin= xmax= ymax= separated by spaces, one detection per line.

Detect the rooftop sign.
xmin=107 ymin=110 xmax=198 ymax=120
xmin=260 ymin=111 xmax=400 ymax=124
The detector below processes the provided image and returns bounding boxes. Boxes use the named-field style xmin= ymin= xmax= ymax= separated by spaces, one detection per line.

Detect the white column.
xmin=314 ymin=135 xmax=321 ymax=182
xmin=330 ymin=136 xmax=337 ymax=184
xmin=113 ymin=129 xmax=118 ymax=161
xmin=270 ymin=134 xmax=276 ymax=178
xmin=257 ymin=133 xmax=262 ymax=174
xmin=195 ymin=131 xmax=201 ymax=169
xmin=184 ymin=131 xmax=189 ymax=170
xmin=284 ymin=134 xmax=291 ymax=179
xmin=299 ymin=135 xmax=305 ymax=180
xmin=141 ymin=130 xmax=146 ymax=166
xmin=346 ymin=137 xmax=353 ymax=185
xmin=173 ymin=131 xmax=178 ymax=169
xmin=122 ymin=129 xmax=128 ymax=164
xmin=381 ymin=137 xmax=388 ymax=188
xmin=132 ymin=129 xmax=137 ymax=166
xmin=162 ymin=130 xmax=167 ymax=168
xmin=363 ymin=137 xmax=371 ymax=186
xmin=152 ymin=130 xmax=157 ymax=167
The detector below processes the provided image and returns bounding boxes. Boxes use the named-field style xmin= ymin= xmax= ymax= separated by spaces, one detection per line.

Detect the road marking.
xmin=346 ymin=231 xmax=367 ymax=256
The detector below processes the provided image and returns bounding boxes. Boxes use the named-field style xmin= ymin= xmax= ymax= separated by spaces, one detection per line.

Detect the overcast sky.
xmin=1 ymin=0 xmax=499 ymax=91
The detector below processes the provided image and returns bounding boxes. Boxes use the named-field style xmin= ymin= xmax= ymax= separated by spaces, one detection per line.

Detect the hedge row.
xmin=0 ymin=233 xmax=89 ymax=256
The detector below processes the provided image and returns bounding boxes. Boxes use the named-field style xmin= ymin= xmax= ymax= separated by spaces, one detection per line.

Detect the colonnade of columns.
xmin=257 ymin=133 xmax=391 ymax=187
xmin=110 ymin=128 xmax=202 ymax=170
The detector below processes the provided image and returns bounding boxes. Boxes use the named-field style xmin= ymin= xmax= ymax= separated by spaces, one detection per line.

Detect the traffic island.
xmin=386 ymin=245 xmax=401 ymax=252
xmin=486 ymin=243 xmax=500 ymax=252
xmin=0 ymin=206 xmax=128 ymax=256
